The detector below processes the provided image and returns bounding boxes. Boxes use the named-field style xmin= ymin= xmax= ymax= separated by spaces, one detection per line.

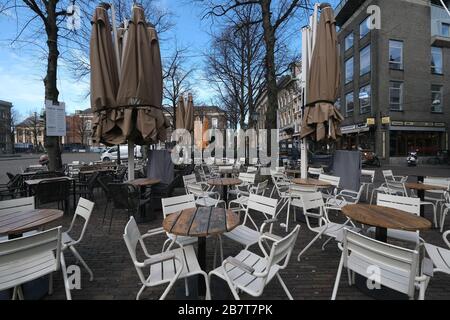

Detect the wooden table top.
xmin=0 ymin=209 xmax=63 ymax=236
xmin=207 ymin=178 xmax=242 ymax=186
xmin=342 ymin=204 xmax=432 ymax=231
xmin=163 ymin=207 xmax=240 ymax=237
xmin=405 ymin=182 xmax=448 ymax=191
xmin=127 ymin=178 xmax=161 ymax=187
xmin=24 ymin=176 xmax=74 ymax=186
xmin=292 ymin=178 xmax=332 ymax=187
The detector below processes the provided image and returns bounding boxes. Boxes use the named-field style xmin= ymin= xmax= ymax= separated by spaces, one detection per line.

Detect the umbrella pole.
xmin=128 ymin=140 xmax=135 ymax=181
xmin=110 ymin=3 xmax=121 ymax=78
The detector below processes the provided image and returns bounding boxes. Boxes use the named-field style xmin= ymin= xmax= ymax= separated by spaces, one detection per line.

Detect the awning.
xmin=390 ymin=126 xmax=446 ymax=132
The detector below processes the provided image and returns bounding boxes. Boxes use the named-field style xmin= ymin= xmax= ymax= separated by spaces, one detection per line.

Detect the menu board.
xmin=45 ymin=100 xmax=66 ymax=136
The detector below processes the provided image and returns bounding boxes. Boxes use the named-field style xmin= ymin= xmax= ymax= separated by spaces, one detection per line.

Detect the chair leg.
xmin=441 ymin=208 xmax=448 ymax=233
xmin=136 ymin=284 xmax=147 ymax=300
xmin=321 ymin=236 xmax=333 ymax=251
xmin=297 ymin=232 xmax=323 ymax=261
xmin=109 ymin=208 xmax=115 ymax=233
xmin=276 ymin=273 xmax=293 ymax=300
xmin=70 ymin=246 xmax=94 ymax=281
xmin=17 ymin=286 xmax=24 ymax=300
xmin=370 ymin=189 xmax=376 ymax=205
xmin=102 ymin=201 xmax=109 ymax=225
xmin=60 ymin=252 xmax=72 ymax=300
xmin=200 ymin=271 xmax=211 ymax=300
xmin=184 ymin=278 xmax=190 ymax=297
xmin=331 ymin=253 xmax=344 ymax=300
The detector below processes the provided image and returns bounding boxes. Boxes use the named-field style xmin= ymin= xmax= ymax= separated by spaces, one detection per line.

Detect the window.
xmin=431 ymin=47 xmax=443 ymax=74
xmin=345 ymin=92 xmax=354 ymax=116
xmin=360 ymin=45 xmax=371 ymax=75
xmin=345 ymin=33 xmax=354 ymax=51
xmin=431 ymin=85 xmax=443 ymax=113
xmin=335 ymin=98 xmax=341 ymax=111
xmin=442 ymin=23 xmax=450 ymax=37
xmin=389 ymin=40 xmax=403 ymax=70
xmin=212 ymin=118 xmax=218 ymax=129
xmin=345 ymin=57 xmax=354 ymax=83
xmin=359 ymin=84 xmax=371 ymax=114
xmin=389 ymin=81 xmax=403 ymax=111
xmin=360 ymin=16 xmax=370 ymax=39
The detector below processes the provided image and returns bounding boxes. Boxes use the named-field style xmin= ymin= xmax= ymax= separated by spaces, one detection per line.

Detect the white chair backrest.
xmin=289 ymin=184 xmax=317 ymax=197
xmin=123 ymin=217 xmax=147 ymax=283
xmin=67 ymin=198 xmax=94 ymax=243
xmin=247 ymin=166 xmax=258 ymax=173
xmin=308 ymin=167 xmax=324 ymax=176
xmin=264 ymin=225 xmax=300 ymax=271
xmin=361 ymin=169 xmax=375 ymax=183
xmin=343 ymin=228 xmax=419 ymax=298
xmin=318 ymin=174 xmax=340 ymax=188
xmin=300 ymin=192 xmax=326 ymax=213
xmin=385 ymin=180 xmax=408 ymax=196
xmin=219 ymin=166 xmax=233 ymax=172
xmin=186 ymin=183 xmax=207 ymax=198
xmin=162 ymin=194 xmax=196 ymax=218
xmin=424 ymin=177 xmax=450 ymax=188
xmin=253 ymin=180 xmax=269 ymax=195
xmin=246 ymin=194 xmax=278 ymax=221
xmin=376 ymin=193 xmax=420 ymax=216
xmin=383 ymin=170 xmax=394 ymax=181
xmin=183 ymin=174 xmax=197 ymax=188
xmin=0 ymin=227 xmax=62 ymax=290
xmin=238 ymin=173 xmax=256 ymax=184
xmin=275 ymin=167 xmax=285 ymax=173
xmin=0 ymin=197 xmax=35 ymax=216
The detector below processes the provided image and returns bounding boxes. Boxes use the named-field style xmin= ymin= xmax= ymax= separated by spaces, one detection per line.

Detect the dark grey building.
xmin=335 ymin=0 xmax=450 ymax=163
xmin=0 ymin=100 xmax=13 ymax=154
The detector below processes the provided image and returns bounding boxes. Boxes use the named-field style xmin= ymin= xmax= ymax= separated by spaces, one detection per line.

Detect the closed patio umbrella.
xmin=300 ymin=4 xmax=343 ymax=142
xmin=184 ymin=93 xmax=195 ymax=132
xmin=90 ymin=4 xmax=120 ymax=146
xmin=175 ymin=95 xmax=186 ymax=129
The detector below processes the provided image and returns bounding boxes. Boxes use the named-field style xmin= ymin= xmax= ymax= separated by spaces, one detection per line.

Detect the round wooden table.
xmin=406 ymin=182 xmax=448 ymax=218
xmin=207 ymin=178 xmax=242 ymax=204
xmin=292 ymin=178 xmax=332 ymax=188
xmin=0 ymin=209 xmax=64 ymax=239
xmin=163 ymin=207 xmax=240 ymax=295
xmin=342 ymin=204 xmax=431 ymax=242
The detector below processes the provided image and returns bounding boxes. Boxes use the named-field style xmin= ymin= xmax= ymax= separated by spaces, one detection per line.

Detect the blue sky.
xmin=0 ymin=0 xmax=339 ymax=121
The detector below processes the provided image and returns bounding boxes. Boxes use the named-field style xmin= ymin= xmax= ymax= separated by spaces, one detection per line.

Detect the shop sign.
xmin=404 ymin=122 xmax=414 ymax=126
xmin=382 ymin=117 xmax=391 ymax=125
xmin=391 ymin=121 xmax=403 ymax=126
xmin=434 ymin=122 xmax=446 ymax=127
xmin=366 ymin=118 xmax=375 ymax=126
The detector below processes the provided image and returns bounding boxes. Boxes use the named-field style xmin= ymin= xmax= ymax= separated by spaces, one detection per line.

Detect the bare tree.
xmin=8 ymin=108 xmax=20 ymax=154
xmin=162 ymin=44 xmax=196 ymax=129
xmin=205 ymin=5 xmax=266 ymax=129
xmin=75 ymin=115 xmax=89 ymax=148
xmin=198 ymin=0 xmax=311 ymax=131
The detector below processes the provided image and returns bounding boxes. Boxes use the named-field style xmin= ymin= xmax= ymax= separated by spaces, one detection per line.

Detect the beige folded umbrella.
xmin=300 ymin=5 xmax=343 ymax=142
xmin=90 ymin=4 xmax=121 ymax=146
xmin=115 ymin=5 xmax=167 ymax=145
xmin=176 ymin=96 xmax=186 ymax=129
xmin=184 ymin=93 xmax=195 ymax=132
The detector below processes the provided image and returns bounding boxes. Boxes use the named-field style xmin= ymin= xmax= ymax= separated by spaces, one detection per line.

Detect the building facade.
xmin=62 ymin=109 xmax=94 ymax=149
xmin=15 ymin=113 xmax=45 ymax=151
xmin=335 ymin=0 xmax=450 ymax=162
xmin=0 ymin=100 xmax=13 ymax=153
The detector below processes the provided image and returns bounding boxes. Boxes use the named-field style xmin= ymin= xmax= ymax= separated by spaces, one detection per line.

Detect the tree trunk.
xmin=44 ymin=1 xmax=62 ymax=171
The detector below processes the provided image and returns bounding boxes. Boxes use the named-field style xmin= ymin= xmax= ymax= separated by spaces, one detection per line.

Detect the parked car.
xmin=90 ymin=146 xmax=106 ymax=153
xmin=100 ymin=145 xmax=142 ymax=162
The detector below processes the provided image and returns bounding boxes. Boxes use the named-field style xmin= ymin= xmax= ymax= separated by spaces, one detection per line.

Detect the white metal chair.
xmin=228 ymin=180 xmax=268 ymax=214
xmin=297 ymin=192 xmax=357 ymax=261
xmin=0 ymin=227 xmax=72 ymax=300
xmin=318 ymin=174 xmax=341 ymax=201
xmin=367 ymin=194 xmax=422 ymax=246
xmin=61 ymin=197 xmax=95 ymax=282
xmin=269 ymin=171 xmax=290 ymax=199
xmin=281 ymin=184 xmax=317 ymax=232
xmin=209 ymin=224 xmax=300 ymax=300
xmin=227 ymin=173 xmax=256 ymax=199
xmin=224 ymin=194 xmax=278 ymax=249
xmin=370 ymin=170 xmax=408 ymax=204
xmin=325 ymin=185 xmax=365 ymax=213
xmin=383 ymin=170 xmax=408 ymax=183
xmin=308 ymin=167 xmax=324 ymax=178
xmin=246 ymin=166 xmax=258 ymax=173
xmin=123 ymin=216 xmax=210 ymax=300
xmin=361 ymin=169 xmax=375 ymax=201
xmin=182 ymin=174 xmax=214 ymax=194
xmin=423 ymin=230 xmax=450 ymax=288
xmin=0 ymin=197 xmax=37 ymax=242
xmin=186 ymin=183 xmax=225 ymax=208
xmin=332 ymin=228 xmax=430 ymax=300
xmin=161 ymin=194 xmax=198 ymax=251
xmin=440 ymin=191 xmax=449 ymax=232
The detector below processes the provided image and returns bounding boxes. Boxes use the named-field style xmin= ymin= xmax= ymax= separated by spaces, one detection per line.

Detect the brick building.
xmin=0 ymin=100 xmax=13 ymax=153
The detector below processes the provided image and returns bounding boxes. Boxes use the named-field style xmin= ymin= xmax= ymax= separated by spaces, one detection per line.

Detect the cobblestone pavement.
xmin=36 ymin=167 xmax=450 ymax=301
